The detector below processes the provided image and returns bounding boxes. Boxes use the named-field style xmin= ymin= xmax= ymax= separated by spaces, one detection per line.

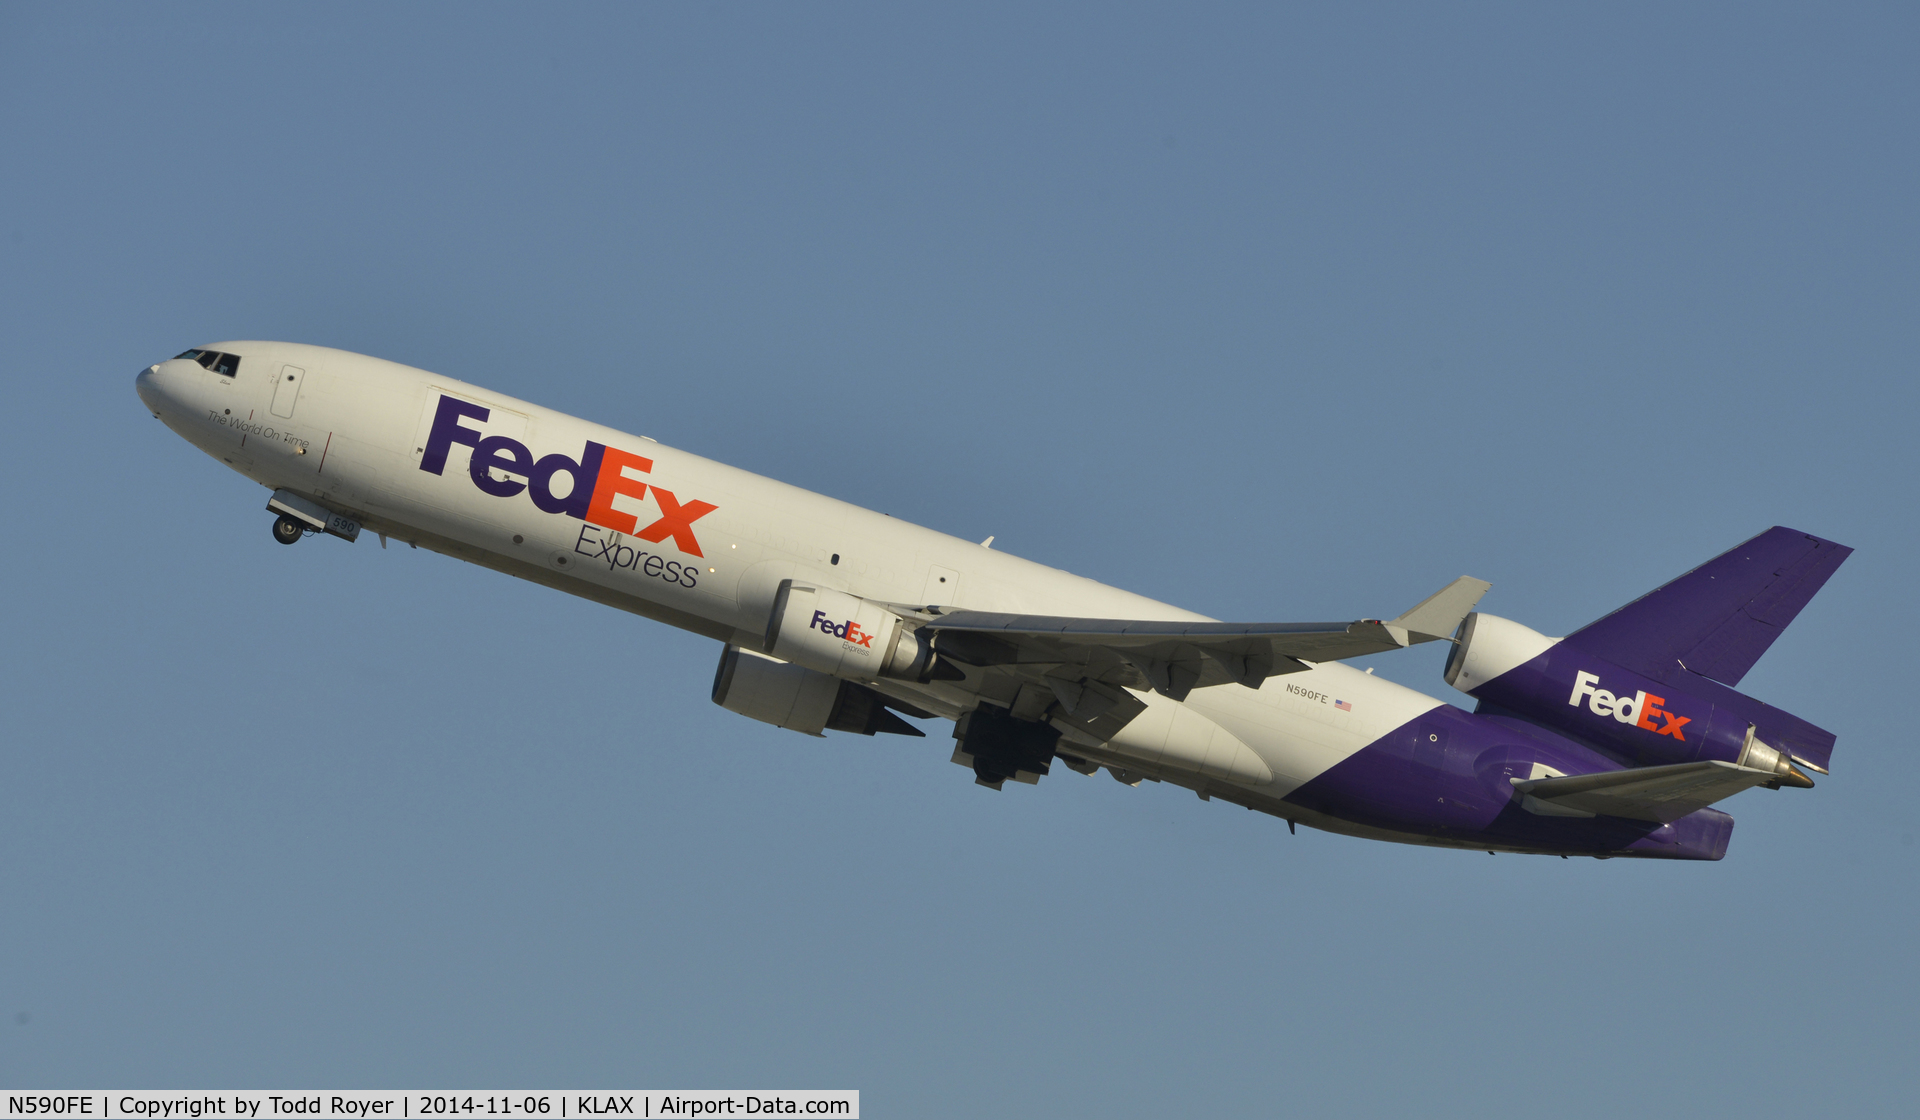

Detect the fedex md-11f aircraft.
xmin=136 ymin=343 xmax=1850 ymax=860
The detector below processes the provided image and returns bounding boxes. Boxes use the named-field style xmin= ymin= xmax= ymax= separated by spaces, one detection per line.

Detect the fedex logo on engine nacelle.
xmin=1568 ymin=670 xmax=1691 ymax=740
xmin=810 ymin=610 xmax=876 ymax=649
xmin=419 ymin=395 xmax=716 ymax=557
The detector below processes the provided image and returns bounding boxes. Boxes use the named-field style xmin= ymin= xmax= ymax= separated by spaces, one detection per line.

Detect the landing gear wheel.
xmin=271 ymin=515 xmax=306 ymax=545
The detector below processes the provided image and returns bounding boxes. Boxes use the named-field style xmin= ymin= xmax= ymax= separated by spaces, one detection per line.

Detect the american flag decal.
xmin=1334 ymin=699 xmax=1352 ymax=711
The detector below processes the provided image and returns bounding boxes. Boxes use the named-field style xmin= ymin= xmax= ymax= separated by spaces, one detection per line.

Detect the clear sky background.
xmin=2 ymin=4 xmax=1915 ymax=1116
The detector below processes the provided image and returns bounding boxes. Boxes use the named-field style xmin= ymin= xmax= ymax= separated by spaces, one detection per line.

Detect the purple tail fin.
xmin=1562 ymin=526 xmax=1850 ymax=773
xmin=1567 ymin=526 xmax=1851 ymax=688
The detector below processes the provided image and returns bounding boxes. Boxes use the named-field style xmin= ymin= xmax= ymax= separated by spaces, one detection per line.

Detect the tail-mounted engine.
xmin=764 ymin=580 xmax=964 ymax=684
xmin=1444 ymin=613 xmax=1813 ymax=787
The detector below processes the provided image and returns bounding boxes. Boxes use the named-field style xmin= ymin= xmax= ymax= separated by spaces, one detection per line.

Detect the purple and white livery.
xmin=136 ymin=343 xmax=1847 ymax=860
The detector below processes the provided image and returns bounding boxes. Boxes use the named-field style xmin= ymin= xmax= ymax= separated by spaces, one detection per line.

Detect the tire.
xmin=272 ymin=515 xmax=305 ymax=545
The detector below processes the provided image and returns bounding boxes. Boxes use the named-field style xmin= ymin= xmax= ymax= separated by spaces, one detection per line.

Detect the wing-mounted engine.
xmin=764 ymin=580 xmax=966 ymax=684
xmin=1445 ymin=613 xmax=1815 ymax=788
xmin=712 ymin=645 xmax=926 ymax=738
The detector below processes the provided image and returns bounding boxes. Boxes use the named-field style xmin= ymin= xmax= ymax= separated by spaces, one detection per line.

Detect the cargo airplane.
xmin=136 ymin=344 xmax=1849 ymax=860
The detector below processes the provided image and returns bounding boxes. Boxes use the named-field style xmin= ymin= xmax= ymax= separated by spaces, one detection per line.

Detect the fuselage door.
xmin=270 ymin=365 xmax=306 ymax=419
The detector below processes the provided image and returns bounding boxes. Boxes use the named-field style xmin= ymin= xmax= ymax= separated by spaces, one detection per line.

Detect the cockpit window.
xmin=180 ymin=349 xmax=242 ymax=377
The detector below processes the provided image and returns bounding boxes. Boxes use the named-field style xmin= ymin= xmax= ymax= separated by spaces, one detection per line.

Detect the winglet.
xmin=1385 ymin=576 xmax=1493 ymax=646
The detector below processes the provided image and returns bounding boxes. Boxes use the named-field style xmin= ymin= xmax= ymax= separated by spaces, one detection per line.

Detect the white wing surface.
xmin=917 ymin=576 xmax=1492 ymax=702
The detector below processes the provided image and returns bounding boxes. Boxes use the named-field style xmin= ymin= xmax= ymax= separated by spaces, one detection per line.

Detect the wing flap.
xmin=1513 ymin=760 xmax=1779 ymax=823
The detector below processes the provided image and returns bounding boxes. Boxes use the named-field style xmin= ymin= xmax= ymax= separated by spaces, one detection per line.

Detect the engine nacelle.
xmin=764 ymin=580 xmax=942 ymax=682
xmin=1443 ymin=612 xmax=1558 ymax=692
xmin=711 ymin=645 xmax=923 ymax=738
xmin=1444 ymin=612 xmax=1811 ymax=785
xmin=713 ymin=644 xmax=840 ymax=734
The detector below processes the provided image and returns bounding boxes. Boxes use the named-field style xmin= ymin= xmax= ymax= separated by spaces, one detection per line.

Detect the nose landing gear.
xmin=265 ymin=488 xmax=362 ymax=544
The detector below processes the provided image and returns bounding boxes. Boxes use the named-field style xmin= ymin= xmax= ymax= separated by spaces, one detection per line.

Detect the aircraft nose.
xmin=136 ymin=358 xmax=193 ymax=417
xmin=135 ymin=363 xmax=163 ymax=413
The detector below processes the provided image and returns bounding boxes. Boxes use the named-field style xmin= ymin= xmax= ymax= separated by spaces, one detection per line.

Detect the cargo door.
xmin=270 ymin=364 xmax=305 ymax=419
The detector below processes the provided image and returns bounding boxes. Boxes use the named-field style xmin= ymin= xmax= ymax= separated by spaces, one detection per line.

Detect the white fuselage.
xmin=137 ymin=342 xmax=1449 ymax=836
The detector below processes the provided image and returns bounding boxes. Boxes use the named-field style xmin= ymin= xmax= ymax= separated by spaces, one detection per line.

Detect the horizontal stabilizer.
xmin=1512 ymin=760 xmax=1782 ymax=823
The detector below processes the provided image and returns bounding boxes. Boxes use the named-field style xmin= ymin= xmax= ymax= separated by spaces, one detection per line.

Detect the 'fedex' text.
xmin=420 ymin=395 xmax=717 ymax=558
xmin=810 ymin=610 xmax=876 ymax=648
xmin=1568 ymin=670 xmax=1690 ymax=740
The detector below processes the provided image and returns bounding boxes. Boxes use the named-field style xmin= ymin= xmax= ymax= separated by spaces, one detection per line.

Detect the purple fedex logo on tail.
xmin=1283 ymin=526 xmax=1850 ymax=860
xmin=419 ymin=395 xmax=717 ymax=556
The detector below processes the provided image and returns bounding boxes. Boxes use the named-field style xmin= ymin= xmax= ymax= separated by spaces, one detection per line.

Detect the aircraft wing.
xmin=917 ymin=576 xmax=1491 ymax=702
xmin=1512 ymin=760 xmax=1784 ymax=823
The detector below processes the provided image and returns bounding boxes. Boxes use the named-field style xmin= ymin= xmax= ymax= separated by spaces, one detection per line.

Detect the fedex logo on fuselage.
xmin=810 ymin=610 xmax=876 ymax=649
xmin=1568 ymin=670 xmax=1691 ymax=740
xmin=419 ymin=395 xmax=716 ymax=557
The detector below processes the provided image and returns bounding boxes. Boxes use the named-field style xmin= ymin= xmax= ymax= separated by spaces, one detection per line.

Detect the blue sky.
xmin=2 ymin=4 xmax=1915 ymax=1115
